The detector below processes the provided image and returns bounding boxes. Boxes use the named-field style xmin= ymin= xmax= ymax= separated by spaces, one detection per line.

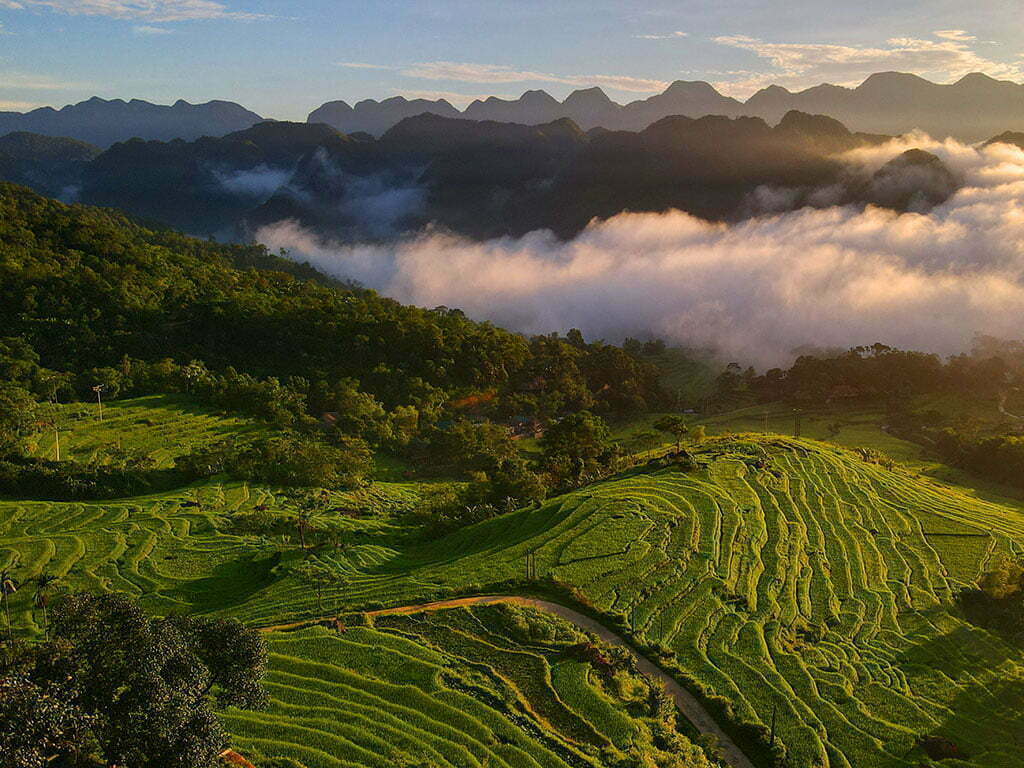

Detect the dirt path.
xmin=364 ymin=595 xmax=757 ymax=768
xmin=999 ymin=391 xmax=1024 ymax=421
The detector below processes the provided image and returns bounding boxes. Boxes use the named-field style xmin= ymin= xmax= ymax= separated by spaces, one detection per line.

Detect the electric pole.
xmin=92 ymin=384 xmax=105 ymax=422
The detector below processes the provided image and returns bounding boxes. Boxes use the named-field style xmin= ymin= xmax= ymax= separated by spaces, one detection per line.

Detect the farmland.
xmin=3 ymin=396 xmax=1024 ymax=766
xmin=224 ymin=604 xmax=712 ymax=768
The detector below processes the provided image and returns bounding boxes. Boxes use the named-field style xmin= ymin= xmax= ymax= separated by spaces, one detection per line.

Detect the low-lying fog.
xmin=257 ymin=135 xmax=1024 ymax=367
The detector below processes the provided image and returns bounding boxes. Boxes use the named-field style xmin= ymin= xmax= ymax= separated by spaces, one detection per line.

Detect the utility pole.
xmin=92 ymin=384 xmax=105 ymax=422
xmin=793 ymin=409 xmax=802 ymax=438
xmin=54 ymin=426 xmax=60 ymax=461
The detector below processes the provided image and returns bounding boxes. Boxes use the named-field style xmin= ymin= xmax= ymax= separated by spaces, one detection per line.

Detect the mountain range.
xmin=2 ymin=72 xmax=1022 ymax=149
xmin=0 ymin=97 xmax=264 ymax=148
xmin=3 ymin=108 xmax=993 ymax=243
xmin=310 ymin=72 xmax=1024 ymax=141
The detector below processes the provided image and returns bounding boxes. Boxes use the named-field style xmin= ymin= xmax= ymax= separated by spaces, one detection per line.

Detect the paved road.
xmin=367 ymin=595 xmax=757 ymax=768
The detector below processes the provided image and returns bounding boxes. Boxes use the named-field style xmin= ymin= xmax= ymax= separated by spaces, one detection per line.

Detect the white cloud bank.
xmin=257 ymin=137 xmax=1024 ymax=368
xmin=714 ymin=31 xmax=1024 ymax=97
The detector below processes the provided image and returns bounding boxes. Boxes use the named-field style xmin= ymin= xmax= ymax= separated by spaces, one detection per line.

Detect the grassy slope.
xmin=5 ymin=397 xmax=1024 ymax=766
xmin=225 ymin=604 xmax=705 ymax=768
xmin=26 ymin=394 xmax=270 ymax=468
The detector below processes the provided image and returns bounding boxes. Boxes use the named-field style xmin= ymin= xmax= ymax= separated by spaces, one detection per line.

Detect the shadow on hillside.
xmin=170 ymin=551 xmax=280 ymax=612
xmin=372 ymin=499 xmax=580 ymax=574
xmin=921 ymin=675 xmax=1024 ymax=762
xmin=897 ymin=622 xmax=1016 ymax=680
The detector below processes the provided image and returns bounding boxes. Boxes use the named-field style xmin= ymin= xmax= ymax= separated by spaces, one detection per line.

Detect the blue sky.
xmin=1 ymin=0 xmax=1022 ymax=120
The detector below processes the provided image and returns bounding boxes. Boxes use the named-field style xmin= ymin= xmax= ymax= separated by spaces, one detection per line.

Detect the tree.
xmin=4 ymin=592 xmax=268 ymax=768
xmin=540 ymin=411 xmax=615 ymax=480
xmin=32 ymin=573 xmax=58 ymax=640
xmin=691 ymin=425 xmax=707 ymax=443
xmin=0 ymin=673 xmax=92 ymax=768
xmin=1 ymin=570 xmax=16 ymax=644
xmin=294 ymin=561 xmax=341 ymax=614
xmin=0 ymin=383 xmax=35 ymax=457
xmin=653 ymin=415 xmax=689 ymax=452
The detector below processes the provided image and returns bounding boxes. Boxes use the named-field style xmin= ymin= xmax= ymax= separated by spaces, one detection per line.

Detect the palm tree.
xmin=33 ymin=573 xmax=58 ymax=639
xmin=1 ymin=570 xmax=17 ymax=644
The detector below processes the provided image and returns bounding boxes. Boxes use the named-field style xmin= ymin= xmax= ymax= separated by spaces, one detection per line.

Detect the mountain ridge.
xmin=0 ymin=96 xmax=264 ymax=148
xmin=307 ymin=71 xmax=1024 ymax=140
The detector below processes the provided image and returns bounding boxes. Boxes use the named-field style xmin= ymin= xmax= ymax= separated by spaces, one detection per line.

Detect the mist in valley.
xmin=258 ymin=135 xmax=1024 ymax=367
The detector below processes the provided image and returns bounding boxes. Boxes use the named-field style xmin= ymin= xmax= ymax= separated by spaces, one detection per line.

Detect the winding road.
xmin=263 ymin=595 xmax=757 ymax=768
xmin=999 ymin=390 xmax=1024 ymax=421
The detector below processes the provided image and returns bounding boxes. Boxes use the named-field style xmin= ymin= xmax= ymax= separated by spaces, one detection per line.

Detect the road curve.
xmin=366 ymin=595 xmax=757 ymax=768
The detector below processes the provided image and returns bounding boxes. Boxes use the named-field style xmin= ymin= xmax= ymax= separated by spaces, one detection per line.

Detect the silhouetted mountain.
xmin=3 ymin=109 xmax=977 ymax=242
xmin=0 ymin=97 xmax=263 ymax=148
xmin=0 ymin=132 xmax=100 ymax=198
xmin=745 ymin=72 xmax=1024 ymax=140
xmin=309 ymin=72 xmax=1024 ymax=140
xmin=308 ymin=96 xmax=461 ymax=137
xmin=79 ymin=121 xmax=355 ymax=236
xmin=861 ymin=148 xmax=958 ymax=211
xmin=985 ymin=131 xmax=1024 ymax=150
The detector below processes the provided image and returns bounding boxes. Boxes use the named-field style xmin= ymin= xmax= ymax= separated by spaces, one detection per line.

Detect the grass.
xmin=223 ymin=604 xmax=708 ymax=768
xmin=25 ymin=394 xmax=270 ymax=468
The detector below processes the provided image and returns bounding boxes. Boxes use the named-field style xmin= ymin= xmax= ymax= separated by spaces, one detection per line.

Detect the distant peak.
xmin=954 ymin=72 xmax=1004 ymax=86
xmin=564 ymin=86 xmax=613 ymax=105
xmin=520 ymin=89 xmax=558 ymax=105
xmin=664 ymin=80 xmax=719 ymax=95
xmin=859 ymin=71 xmax=931 ymax=88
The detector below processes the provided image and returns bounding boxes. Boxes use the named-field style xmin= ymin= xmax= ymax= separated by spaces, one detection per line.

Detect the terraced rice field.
xmin=0 ymin=476 xmax=423 ymax=633
xmin=224 ymin=437 xmax=1024 ymax=768
xmin=223 ymin=604 xmax=709 ymax=768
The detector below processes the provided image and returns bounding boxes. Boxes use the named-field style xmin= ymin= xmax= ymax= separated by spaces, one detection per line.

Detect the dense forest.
xmin=0 ymin=182 xmax=665 ymax=504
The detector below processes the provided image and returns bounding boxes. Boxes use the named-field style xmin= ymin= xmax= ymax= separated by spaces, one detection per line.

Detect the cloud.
xmin=392 ymin=89 xmax=514 ymax=108
xmin=133 ymin=24 xmax=173 ymax=34
xmin=0 ymin=0 xmax=267 ymax=22
xmin=257 ymin=137 xmax=1024 ymax=368
xmin=337 ymin=62 xmax=394 ymax=70
xmin=0 ymin=99 xmax=42 ymax=110
xmin=713 ymin=31 xmax=1024 ymax=97
xmin=213 ymin=165 xmax=292 ymax=200
xmin=0 ymin=71 xmax=90 ymax=90
xmin=633 ymin=31 xmax=688 ymax=40
xmin=399 ymin=61 xmax=667 ymax=94
xmin=934 ymin=30 xmax=976 ymax=42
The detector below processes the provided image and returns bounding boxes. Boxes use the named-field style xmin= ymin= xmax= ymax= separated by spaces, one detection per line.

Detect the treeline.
xmin=933 ymin=431 xmax=1024 ymax=490
xmin=713 ymin=342 xmax=1017 ymax=407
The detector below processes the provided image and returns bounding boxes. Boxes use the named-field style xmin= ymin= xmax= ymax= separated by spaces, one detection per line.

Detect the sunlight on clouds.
xmin=400 ymin=61 xmax=667 ymax=94
xmin=258 ymin=137 xmax=1024 ymax=367
xmin=713 ymin=31 xmax=1024 ymax=97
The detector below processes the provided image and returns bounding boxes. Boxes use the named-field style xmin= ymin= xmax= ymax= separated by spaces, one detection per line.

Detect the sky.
xmin=1 ymin=0 xmax=1022 ymax=120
